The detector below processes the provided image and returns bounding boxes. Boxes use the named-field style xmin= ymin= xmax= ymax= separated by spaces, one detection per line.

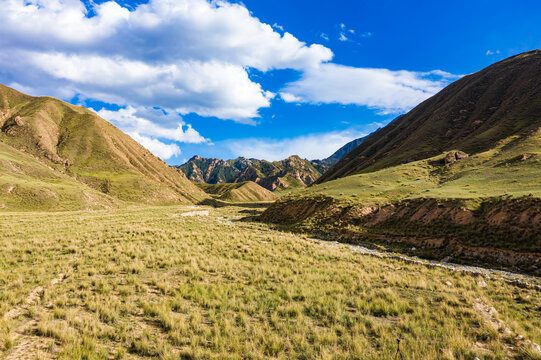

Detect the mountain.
xmin=178 ymin=156 xmax=254 ymax=184
xmin=178 ymin=155 xmax=328 ymax=191
xmin=0 ymin=84 xmax=207 ymax=210
xmin=261 ymin=50 xmax=541 ymax=272
xmin=196 ymin=181 xmax=277 ymax=202
xmin=313 ymin=135 xmax=368 ymax=167
xmin=177 ymin=136 xmax=369 ymax=191
xmin=317 ymin=49 xmax=541 ymax=183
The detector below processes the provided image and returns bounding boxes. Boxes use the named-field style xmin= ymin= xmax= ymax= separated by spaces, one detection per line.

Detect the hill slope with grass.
xmin=178 ymin=155 xmax=328 ymax=191
xmin=261 ymin=51 xmax=541 ymax=272
xmin=318 ymin=49 xmax=541 ymax=183
xmin=0 ymin=84 xmax=207 ymax=210
xmin=196 ymin=181 xmax=278 ymax=202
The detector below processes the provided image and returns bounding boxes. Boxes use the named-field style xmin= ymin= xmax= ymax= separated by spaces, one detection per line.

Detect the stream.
xmin=305 ymin=236 xmax=541 ymax=291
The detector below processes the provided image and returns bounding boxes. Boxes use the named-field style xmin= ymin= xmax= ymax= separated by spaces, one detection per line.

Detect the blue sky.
xmin=0 ymin=0 xmax=540 ymax=164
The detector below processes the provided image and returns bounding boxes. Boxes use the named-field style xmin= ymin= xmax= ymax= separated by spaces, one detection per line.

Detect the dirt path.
xmin=179 ymin=210 xmax=210 ymax=217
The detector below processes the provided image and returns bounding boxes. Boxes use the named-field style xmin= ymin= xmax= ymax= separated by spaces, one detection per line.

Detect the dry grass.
xmin=0 ymin=205 xmax=540 ymax=359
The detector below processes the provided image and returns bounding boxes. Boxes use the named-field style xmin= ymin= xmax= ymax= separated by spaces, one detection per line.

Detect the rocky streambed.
xmin=306 ymin=236 xmax=541 ymax=291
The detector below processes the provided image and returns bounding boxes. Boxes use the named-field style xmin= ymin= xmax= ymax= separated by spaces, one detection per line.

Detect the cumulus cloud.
xmin=0 ymin=0 xmax=333 ymax=122
xmin=225 ymin=130 xmax=368 ymax=161
xmin=95 ymin=106 xmax=208 ymax=159
xmin=279 ymin=92 xmax=304 ymax=103
xmin=129 ymin=133 xmax=182 ymax=160
xmin=281 ymin=64 xmax=461 ymax=114
xmin=96 ymin=106 xmax=208 ymax=144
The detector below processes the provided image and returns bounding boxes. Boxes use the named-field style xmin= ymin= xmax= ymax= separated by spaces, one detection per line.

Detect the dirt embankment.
xmin=260 ymin=196 xmax=541 ymax=274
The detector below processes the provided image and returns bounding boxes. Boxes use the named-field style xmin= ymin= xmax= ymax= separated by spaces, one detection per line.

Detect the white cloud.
xmin=279 ymin=92 xmax=303 ymax=103
xmin=336 ymin=23 xmax=372 ymax=43
xmin=0 ymin=0 xmax=333 ymax=122
xmin=94 ymin=105 xmax=208 ymax=160
xmin=486 ymin=50 xmax=500 ymax=56
xmin=272 ymin=23 xmax=284 ymax=31
xmin=281 ymin=64 xmax=460 ymax=114
xmin=225 ymin=130 xmax=368 ymax=161
xmin=0 ymin=0 xmax=460 ymax=163
xmin=95 ymin=106 xmax=208 ymax=144
xmin=0 ymin=0 xmax=333 ymax=70
xmin=129 ymin=133 xmax=181 ymax=160
xmin=22 ymin=52 xmax=271 ymax=120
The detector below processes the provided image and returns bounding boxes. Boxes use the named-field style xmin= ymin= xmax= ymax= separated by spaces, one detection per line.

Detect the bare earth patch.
xmin=179 ymin=210 xmax=210 ymax=217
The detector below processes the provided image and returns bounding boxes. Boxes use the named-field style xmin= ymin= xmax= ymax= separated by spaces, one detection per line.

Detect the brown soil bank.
xmin=260 ymin=196 xmax=541 ymax=274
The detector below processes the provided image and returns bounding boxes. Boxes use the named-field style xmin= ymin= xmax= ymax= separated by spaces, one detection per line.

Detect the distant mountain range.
xmin=0 ymin=84 xmax=207 ymax=210
xmin=178 ymin=155 xmax=327 ymax=191
xmin=177 ymin=136 xmax=367 ymax=191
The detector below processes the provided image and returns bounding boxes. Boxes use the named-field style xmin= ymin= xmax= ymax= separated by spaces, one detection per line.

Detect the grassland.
xmin=0 ymin=206 xmax=540 ymax=359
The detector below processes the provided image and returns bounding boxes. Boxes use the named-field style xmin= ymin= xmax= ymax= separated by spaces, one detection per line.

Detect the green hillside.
xmin=196 ymin=181 xmax=278 ymax=202
xmin=0 ymin=84 xmax=207 ymax=210
xmin=262 ymin=125 xmax=541 ymax=271
xmin=0 ymin=141 xmax=120 ymax=211
xmin=304 ymin=127 xmax=540 ymax=204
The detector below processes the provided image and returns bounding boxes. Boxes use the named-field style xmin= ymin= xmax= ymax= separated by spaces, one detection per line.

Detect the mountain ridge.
xmin=317 ymin=49 xmax=541 ymax=183
xmin=177 ymin=135 xmax=367 ymax=191
xmin=177 ymin=154 xmax=327 ymax=191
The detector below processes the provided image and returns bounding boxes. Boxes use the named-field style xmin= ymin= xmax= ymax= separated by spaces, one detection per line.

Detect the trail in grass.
xmin=3 ymin=261 xmax=75 ymax=360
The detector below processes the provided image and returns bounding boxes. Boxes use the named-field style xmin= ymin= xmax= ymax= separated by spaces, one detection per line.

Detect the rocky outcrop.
xmin=444 ymin=151 xmax=469 ymax=164
xmin=519 ymin=153 xmax=534 ymax=161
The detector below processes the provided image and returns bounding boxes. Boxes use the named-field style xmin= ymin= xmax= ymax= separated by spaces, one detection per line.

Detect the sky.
xmin=0 ymin=0 xmax=540 ymax=164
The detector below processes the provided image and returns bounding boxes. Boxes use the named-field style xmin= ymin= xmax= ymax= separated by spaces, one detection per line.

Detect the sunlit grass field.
xmin=0 ymin=206 xmax=540 ymax=359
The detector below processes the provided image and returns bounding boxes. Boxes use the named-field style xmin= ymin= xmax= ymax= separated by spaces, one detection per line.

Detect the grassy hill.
xmin=303 ymin=127 xmax=540 ymax=203
xmin=0 ymin=84 xmax=207 ymax=210
xmin=179 ymin=155 xmax=327 ymax=191
xmin=318 ymin=49 xmax=541 ymax=183
xmin=196 ymin=181 xmax=277 ymax=202
xmin=261 ymin=51 xmax=541 ymax=272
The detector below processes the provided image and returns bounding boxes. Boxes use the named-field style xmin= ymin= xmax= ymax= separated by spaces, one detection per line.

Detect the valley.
xmin=0 ymin=43 xmax=539 ymax=359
